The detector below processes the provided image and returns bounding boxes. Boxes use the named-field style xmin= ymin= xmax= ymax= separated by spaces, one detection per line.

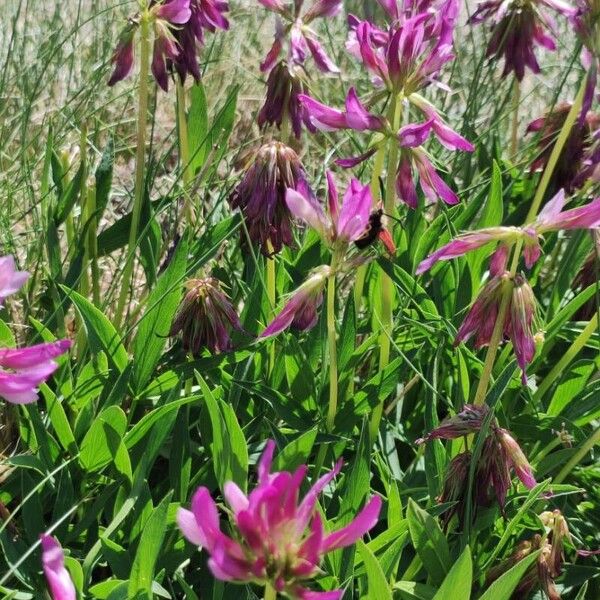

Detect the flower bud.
xmin=495 ymin=428 xmax=537 ymax=490
xmin=416 ymin=404 xmax=489 ymax=444
xmin=170 ymin=278 xmax=242 ymax=355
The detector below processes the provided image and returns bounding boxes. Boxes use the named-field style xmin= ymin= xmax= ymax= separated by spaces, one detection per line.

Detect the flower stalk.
xmin=177 ymin=79 xmax=195 ymax=226
xmin=114 ymin=9 xmax=151 ymax=329
xmin=263 ymin=582 xmax=277 ymax=600
xmin=369 ymin=93 xmax=402 ymax=442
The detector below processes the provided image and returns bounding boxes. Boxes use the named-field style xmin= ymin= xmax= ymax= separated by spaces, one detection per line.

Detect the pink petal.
xmin=537 ymin=197 xmax=600 ymax=232
xmin=176 ymin=508 xmax=204 ymax=546
xmin=416 ymin=232 xmax=501 ymax=274
xmin=398 ymin=120 xmax=434 ymax=148
xmin=344 ymin=88 xmax=384 ymax=131
xmin=299 ymin=95 xmax=347 ymax=130
xmin=305 ymin=36 xmax=340 ymax=74
xmin=223 ymin=482 xmax=249 ymax=514
xmin=155 ymin=0 xmax=192 ymax=23
xmin=396 ymin=157 xmax=418 ymax=209
xmin=258 ymin=440 xmax=276 ymax=483
xmin=257 ymin=0 xmax=286 ymax=13
xmin=416 ymin=155 xmax=459 ymax=205
xmin=326 ymin=171 xmax=339 ymax=224
xmin=336 ymin=180 xmax=372 ymax=241
xmin=304 ymin=0 xmax=343 ymax=20
xmin=335 ymin=148 xmax=377 ymax=168
xmin=322 ymin=496 xmax=381 ymax=552
xmin=0 ymin=340 xmax=71 ymax=369
xmin=431 ymin=119 xmax=475 ymax=152
xmin=260 ymin=38 xmax=282 ymax=72
xmin=286 ymin=189 xmax=329 ymax=239
xmin=188 ymin=487 xmax=222 ymax=551
xmin=0 ymin=255 xmax=29 ymax=302
xmin=40 ymin=535 xmax=76 ymax=600
xmin=536 ymin=189 xmax=566 ymax=227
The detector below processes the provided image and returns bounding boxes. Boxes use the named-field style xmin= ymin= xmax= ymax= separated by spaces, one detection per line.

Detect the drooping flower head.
xmin=40 ymin=534 xmax=76 ymax=600
xmin=169 ymin=0 xmax=230 ymax=82
xmin=527 ymin=103 xmax=600 ymax=192
xmin=177 ymin=440 xmax=382 ymax=598
xmin=469 ymin=0 xmax=576 ymax=81
xmin=573 ymin=0 xmax=600 ymax=116
xmin=300 ymin=1 xmax=475 ymax=207
xmin=261 ymin=265 xmax=330 ymax=338
xmin=418 ymin=405 xmax=537 ymax=524
xmin=228 ymin=141 xmax=313 ymax=255
xmin=169 ymin=277 xmax=242 ymax=355
xmin=108 ymin=0 xmax=193 ymax=91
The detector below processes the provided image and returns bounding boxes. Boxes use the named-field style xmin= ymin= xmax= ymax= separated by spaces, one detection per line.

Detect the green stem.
xmin=263 ymin=582 xmax=277 ymax=600
xmin=534 ymin=313 xmax=598 ymax=401
xmin=326 ymin=274 xmax=338 ymax=431
xmin=266 ymin=250 xmax=276 ymax=374
xmin=553 ymin=426 xmax=600 ymax=484
xmin=177 ymin=79 xmax=194 ymax=226
xmin=113 ymin=12 xmax=151 ymax=329
xmin=369 ymin=95 xmax=401 ymax=442
xmin=510 ymin=76 xmax=520 ymax=158
xmin=88 ymin=185 xmax=101 ymax=307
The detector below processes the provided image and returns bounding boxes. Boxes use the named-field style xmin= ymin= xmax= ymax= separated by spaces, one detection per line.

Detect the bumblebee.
xmin=354 ymin=209 xmax=396 ymax=254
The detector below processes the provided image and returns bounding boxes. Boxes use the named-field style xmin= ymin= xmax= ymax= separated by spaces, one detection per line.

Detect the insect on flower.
xmin=354 ymin=208 xmax=397 ymax=255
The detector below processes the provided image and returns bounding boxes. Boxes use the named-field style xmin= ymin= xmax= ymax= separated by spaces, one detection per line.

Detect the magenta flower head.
xmin=0 ymin=255 xmax=29 ymax=304
xmin=261 ymin=266 xmax=331 ymax=338
xmin=169 ymin=277 xmax=242 ymax=355
xmin=0 ymin=340 xmax=73 ymax=405
xmin=40 ymin=534 xmax=76 ymax=600
xmin=495 ymin=428 xmax=537 ymax=489
xmin=469 ymin=0 xmax=576 ymax=81
xmin=170 ymin=0 xmax=230 ymax=83
xmin=527 ymin=103 xmax=600 ymax=192
xmin=177 ymin=440 xmax=381 ymax=598
xmin=228 ymin=141 xmax=313 ymax=256
xmin=108 ymin=0 xmax=192 ymax=91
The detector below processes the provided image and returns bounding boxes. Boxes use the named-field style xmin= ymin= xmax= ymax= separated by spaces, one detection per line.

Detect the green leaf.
xmin=432 ymin=546 xmax=472 ymax=600
xmin=132 ymin=236 xmax=187 ymax=392
xmin=187 ymin=82 xmax=209 ymax=173
xmin=197 ymin=374 xmax=248 ymax=490
xmin=40 ymin=383 xmax=77 ymax=454
xmin=478 ymin=160 xmax=503 ymax=228
xmin=394 ymin=581 xmax=436 ymax=600
xmin=128 ymin=492 xmax=172 ymax=600
xmin=478 ymin=550 xmax=541 ymax=600
xmin=79 ymin=406 xmax=130 ymax=477
xmin=95 ymin=137 xmax=114 ymax=217
xmin=62 ymin=286 xmax=128 ymax=372
xmin=357 ymin=539 xmax=393 ymax=600
xmin=272 ymin=428 xmax=318 ymax=472
xmin=407 ymin=499 xmax=451 ymax=586
xmin=54 ymin=162 xmax=84 ymax=225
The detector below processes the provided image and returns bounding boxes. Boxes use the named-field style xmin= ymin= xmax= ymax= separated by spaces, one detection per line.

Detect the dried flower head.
xmin=228 ymin=141 xmax=313 ymax=255
xmin=169 ymin=277 xmax=242 ymax=354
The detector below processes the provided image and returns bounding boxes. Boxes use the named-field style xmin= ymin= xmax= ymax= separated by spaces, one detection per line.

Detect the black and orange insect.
xmin=354 ymin=209 xmax=396 ymax=255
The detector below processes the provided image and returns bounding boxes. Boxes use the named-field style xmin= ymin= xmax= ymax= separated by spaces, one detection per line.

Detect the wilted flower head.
xmin=258 ymin=0 xmax=342 ymax=74
xmin=228 ymin=141 xmax=313 ymax=255
xmin=573 ymin=230 xmax=600 ymax=319
xmin=261 ymin=265 xmax=331 ymax=338
xmin=469 ymin=0 xmax=576 ymax=81
xmin=169 ymin=277 xmax=242 ymax=354
xmin=419 ymin=404 xmax=537 ymax=523
xmin=169 ymin=0 xmax=230 ymax=82
xmin=417 ymin=190 xmax=600 ymax=274
xmin=437 ymin=451 xmax=471 ymax=530
xmin=527 ymin=103 xmax=600 ymax=192
xmin=416 ymin=404 xmax=489 ymax=443
xmin=258 ymin=62 xmax=316 ymax=139
xmin=108 ymin=0 xmax=192 ymax=91
xmin=177 ymin=439 xmax=381 ymax=599
xmin=40 ymin=534 xmax=76 ymax=600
